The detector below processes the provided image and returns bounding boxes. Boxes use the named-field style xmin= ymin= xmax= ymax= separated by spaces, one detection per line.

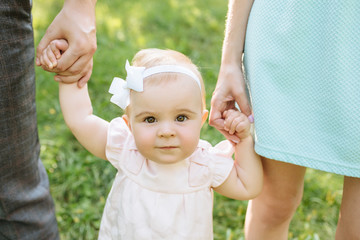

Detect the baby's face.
xmin=125 ymin=75 xmax=207 ymax=164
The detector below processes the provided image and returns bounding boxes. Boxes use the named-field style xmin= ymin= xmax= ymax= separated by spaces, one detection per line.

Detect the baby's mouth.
xmin=157 ymin=146 xmax=178 ymax=149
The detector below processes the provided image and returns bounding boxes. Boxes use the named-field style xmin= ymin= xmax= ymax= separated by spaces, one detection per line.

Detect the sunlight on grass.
xmin=96 ymin=4 xmax=124 ymax=41
xmin=32 ymin=0 xmax=62 ymax=41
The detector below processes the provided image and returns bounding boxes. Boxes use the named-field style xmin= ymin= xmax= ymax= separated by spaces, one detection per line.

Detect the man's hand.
xmin=36 ymin=0 xmax=97 ymax=87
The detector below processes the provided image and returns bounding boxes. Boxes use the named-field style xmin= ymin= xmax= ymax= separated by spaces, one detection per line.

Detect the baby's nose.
xmin=157 ymin=123 xmax=176 ymax=137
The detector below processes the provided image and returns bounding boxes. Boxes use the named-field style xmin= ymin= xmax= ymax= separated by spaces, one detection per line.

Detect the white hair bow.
xmin=109 ymin=60 xmax=202 ymax=110
xmin=109 ymin=60 xmax=145 ymax=109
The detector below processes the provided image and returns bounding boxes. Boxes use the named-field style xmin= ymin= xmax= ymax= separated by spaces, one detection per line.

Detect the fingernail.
xmin=54 ymin=76 xmax=60 ymax=82
xmin=35 ymin=58 xmax=40 ymax=66
xmin=231 ymin=139 xmax=239 ymax=144
xmin=48 ymin=63 xmax=53 ymax=69
xmin=248 ymin=115 xmax=254 ymax=123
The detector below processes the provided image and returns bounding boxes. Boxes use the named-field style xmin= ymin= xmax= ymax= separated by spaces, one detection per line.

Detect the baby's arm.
xmin=59 ymin=83 xmax=109 ymax=160
xmin=214 ymin=109 xmax=263 ymax=200
xmin=40 ymin=40 xmax=109 ymax=159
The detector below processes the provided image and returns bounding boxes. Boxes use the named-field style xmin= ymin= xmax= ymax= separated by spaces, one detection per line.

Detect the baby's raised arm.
xmin=214 ymin=110 xmax=263 ymax=200
xmin=59 ymin=83 xmax=109 ymax=160
xmin=41 ymin=40 xmax=109 ymax=160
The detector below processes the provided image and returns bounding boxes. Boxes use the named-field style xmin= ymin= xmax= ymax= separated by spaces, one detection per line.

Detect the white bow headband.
xmin=109 ymin=60 xmax=202 ymax=109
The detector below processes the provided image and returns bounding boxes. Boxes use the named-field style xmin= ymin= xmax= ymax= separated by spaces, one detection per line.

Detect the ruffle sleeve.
xmin=208 ymin=140 xmax=235 ymax=188
xmin=105 ymin=117 xmax=138 ymax=169
xmin=189 ymin=140 xmax=235 ymax=188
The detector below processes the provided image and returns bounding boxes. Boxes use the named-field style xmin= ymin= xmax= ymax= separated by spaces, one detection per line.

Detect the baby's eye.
xmin=145 ymin=116 xmax=156 ymax=123
xmin=176 ymin=115 xmax=188 ymax=122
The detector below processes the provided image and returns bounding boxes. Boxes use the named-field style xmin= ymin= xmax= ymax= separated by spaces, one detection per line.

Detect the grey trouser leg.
xmin=0 ymin=0 xmax=59 ymax=239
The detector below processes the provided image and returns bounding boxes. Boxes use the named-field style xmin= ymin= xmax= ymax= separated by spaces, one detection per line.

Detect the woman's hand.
xmin=209 ymin=63 xmax=252 ymax=142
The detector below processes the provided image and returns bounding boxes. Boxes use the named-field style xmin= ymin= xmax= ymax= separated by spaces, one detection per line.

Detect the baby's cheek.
xmin=182 ymin=129 xmax=200 ymax=149
xmin=133 ymin=128 xmax=153 ymax=148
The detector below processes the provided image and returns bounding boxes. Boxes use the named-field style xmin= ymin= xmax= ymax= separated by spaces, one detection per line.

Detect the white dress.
xmin=98 ymin=117 xmax=235 ymax=240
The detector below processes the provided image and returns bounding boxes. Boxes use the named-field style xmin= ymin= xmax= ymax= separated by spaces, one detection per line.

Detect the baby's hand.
xmin=223 ymin=109 xmax=251 ymax=140
xmin=39 ymin=39 xmax=69 ymax=70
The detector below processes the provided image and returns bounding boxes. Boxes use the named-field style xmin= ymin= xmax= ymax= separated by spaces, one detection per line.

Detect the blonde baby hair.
xmin=130 ymin=48 xmax=206 ymax=110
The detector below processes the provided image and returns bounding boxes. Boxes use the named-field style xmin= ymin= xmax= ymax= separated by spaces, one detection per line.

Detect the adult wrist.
xmin=221 ymin=50 xmax=243 ymax=66
xmin=219 ymin=61 xmax=243 ymax=75
xmin=65 ymin=0 xmax=97 ymax=5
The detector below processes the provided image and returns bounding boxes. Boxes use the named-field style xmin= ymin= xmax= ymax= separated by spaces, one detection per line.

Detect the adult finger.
xmin=209 ymin=104 xmax=223 ymax=128
xmin=50 ymin=40 xmax=69 ymax=60
xmin=52 ymin=48 xmax=81 ymax=73
xmin=233 ymin=85 xmax=252 ymax=117
xmin=36 ymin=23 xmax=60 ymax=66
xmin=55 ymin=58 xmax=93 ymax=85
xmin=220 ymin=127 xmax=241 ymax=143
xmin=77 ymin=68 xmax=93 ymax=88
xmin=54 ymin=73 xmax=82 ymax=84
xmin=52 ymin=52 xmax=91 ymax=78
xmin=55 ymin=38 xmax=96 ymax=73
xmin=53 ymin=39 xmax=69 ymax=53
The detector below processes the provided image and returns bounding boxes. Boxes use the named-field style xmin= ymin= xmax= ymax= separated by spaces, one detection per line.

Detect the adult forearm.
xmin=221 ymin=0 xmax=254 ymax=66
xmin=62 ymin=0 xmax=97 ymax=35
xmin=64 ymin=0 xmax=97 ymax=10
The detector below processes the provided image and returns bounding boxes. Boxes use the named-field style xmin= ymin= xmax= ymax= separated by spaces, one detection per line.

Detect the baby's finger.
xmin=50 ymin=41 xmax=61 ymax=60
xmin=40 ymin=50 xmax=54 ymax=69
xmin=224 ymin=112 xmax=237 ymax=132
xmin=229 ymin=116 xmax=244 ymax=135
xmin=235 ymin=119 xmax=248 ymax=134
xmin=46 ymin=46 xmax=58 ymax=68
xmin=235 ymin=115 xmax=251 ymax=135
xmin=223 ymin=109 xmax=236 ymax=119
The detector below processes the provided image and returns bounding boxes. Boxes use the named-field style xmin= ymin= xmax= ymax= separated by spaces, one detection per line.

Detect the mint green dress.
xmin=243 ymin=1 xmax=360 ymax=177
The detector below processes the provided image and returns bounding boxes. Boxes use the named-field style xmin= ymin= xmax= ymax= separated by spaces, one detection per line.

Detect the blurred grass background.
xmin=32 ymin=0 xmax=343 ymax=239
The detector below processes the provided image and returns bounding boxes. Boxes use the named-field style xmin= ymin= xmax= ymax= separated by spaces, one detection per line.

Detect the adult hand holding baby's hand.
xmin=209 ymin=64 xmax=252 ymax=142
xmin=39 ymin=40 xmax=69 ymax=71
xmin=36 ymin=0 xmax=97 ymax=88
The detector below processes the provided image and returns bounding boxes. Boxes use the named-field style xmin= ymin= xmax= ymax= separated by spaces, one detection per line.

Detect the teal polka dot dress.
xmin=243 ymin=1 xmax=360 ymax=177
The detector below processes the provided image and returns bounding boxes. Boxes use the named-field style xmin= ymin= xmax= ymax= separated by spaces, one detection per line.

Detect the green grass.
xmin=33 ymin=0 xmax=343 ymax=239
